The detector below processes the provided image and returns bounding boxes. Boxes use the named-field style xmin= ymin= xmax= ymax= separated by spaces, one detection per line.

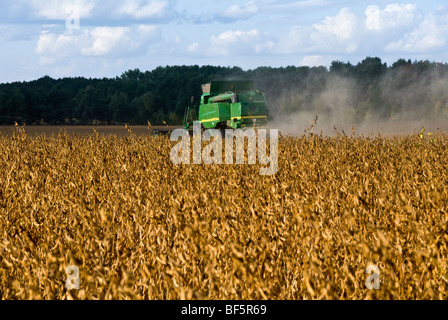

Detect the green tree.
xmin=110 ymin=91 xmax=130 ymax=124
xmin=355 ymin=57 xmax=387 ymax=81
xmin=330 ymin=60 xmax=354 ymax=77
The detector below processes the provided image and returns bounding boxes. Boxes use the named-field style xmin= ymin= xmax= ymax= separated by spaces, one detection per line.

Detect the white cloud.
xmin=209 ymin=29 xmax=260 ymax=56
xmin=35 ymin=30 xmax=89 ymax=56
xmin=81 ymin=27 xmax=129 ymax=56
xmin=255 ymin=41 xmax=275 ymax=53
xmin=194 ymin=1 xmax=259 ymax=24
xmin=365 ymin=5 xmax=381 ymax=31
xmin=310 ymin=8 xmax=359 ymax=52
xmin=272 ymin=26 xmax=313 ymax=54
xmin=313 ymin=8 xmax=357 ymax=40
xmin=31 ymin=0 xmax=95 ymax=19
xmin=255 ymin=8 xmax=361 ymax=55
xmin=219 ymin=1 xmax=259 ymax=21
xmin=180 ymin=29 xmax=263 ymax=58
xmin=386 ymin=14 xmax=446 ymax=52
xmin=270 ymin=4 xmax=425 ymax=56
xmin=117 ymin=0 xmax=171 ymax=19
xmin=264 ymin=0 xmax=326 ymax=11
xmin=300 ymin=55 xmax=327 ymax=67
xmin=35 ymin=24 xmax=159 ymax=59
xmin=382 ymin=3 xmax=417 ymax=28
xmin=187 ymin=42 xmax=199 ymax=52
xmin=365 ymin=3 xmax=417 ymax=31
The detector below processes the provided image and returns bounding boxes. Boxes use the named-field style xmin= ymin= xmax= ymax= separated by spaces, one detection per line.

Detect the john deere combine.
xmin=183 ymin=80 xmax=268 ymax=135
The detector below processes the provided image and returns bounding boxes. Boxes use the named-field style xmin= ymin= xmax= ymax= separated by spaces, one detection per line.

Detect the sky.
xmin=1 ymin=0 xmax=448 ymax=83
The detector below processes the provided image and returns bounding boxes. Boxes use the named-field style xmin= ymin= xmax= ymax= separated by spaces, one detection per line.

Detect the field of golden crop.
xmin=1 ymin=125 xmax=447 ymax=300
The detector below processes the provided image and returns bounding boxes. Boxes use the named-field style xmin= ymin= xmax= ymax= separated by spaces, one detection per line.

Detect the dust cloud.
xmin=264 ymin=69 xmax=448 ymax=137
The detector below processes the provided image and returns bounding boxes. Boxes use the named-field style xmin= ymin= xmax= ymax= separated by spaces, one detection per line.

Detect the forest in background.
xmin=1 ymin=57 xmax=448 ymax=126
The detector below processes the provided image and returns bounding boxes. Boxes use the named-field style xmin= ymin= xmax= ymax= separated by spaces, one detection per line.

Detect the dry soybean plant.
xmin=0 ymin=126 xmax=447 ymax=300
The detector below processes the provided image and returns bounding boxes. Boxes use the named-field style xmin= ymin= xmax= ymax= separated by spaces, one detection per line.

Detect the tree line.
xmin=1 ymin=57 xmax=448 ymax=126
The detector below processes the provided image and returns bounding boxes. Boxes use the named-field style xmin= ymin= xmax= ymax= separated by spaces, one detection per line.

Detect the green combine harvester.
xmin=183 ymin=80 xmax=268 ymax=135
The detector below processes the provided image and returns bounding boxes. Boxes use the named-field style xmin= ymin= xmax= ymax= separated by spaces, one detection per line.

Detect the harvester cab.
xmin=183 ymin=80 xmax=268 ymax=135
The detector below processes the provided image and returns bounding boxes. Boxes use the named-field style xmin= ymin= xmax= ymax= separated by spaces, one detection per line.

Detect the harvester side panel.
xmin=199 ymin=103 xmax=231 ymax=129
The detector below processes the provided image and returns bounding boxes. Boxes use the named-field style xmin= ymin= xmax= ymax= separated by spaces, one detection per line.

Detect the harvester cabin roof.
xmin=202 ymin=81 xmax=254 ymax=95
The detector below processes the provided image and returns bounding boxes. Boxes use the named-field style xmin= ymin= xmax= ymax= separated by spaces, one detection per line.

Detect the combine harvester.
xmin=183 ymin=80 xmax=269 ymax=136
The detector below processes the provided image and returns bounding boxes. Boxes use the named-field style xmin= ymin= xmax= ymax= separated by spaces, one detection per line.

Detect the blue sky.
xmin=1 ymin=0 xmax=448 ymax=83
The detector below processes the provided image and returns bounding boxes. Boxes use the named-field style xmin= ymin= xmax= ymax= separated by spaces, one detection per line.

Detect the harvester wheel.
xmin=220 ymin=126 xmax=226 ymax=138
xmin=216 ymin=124 xmax=226 ymax=138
